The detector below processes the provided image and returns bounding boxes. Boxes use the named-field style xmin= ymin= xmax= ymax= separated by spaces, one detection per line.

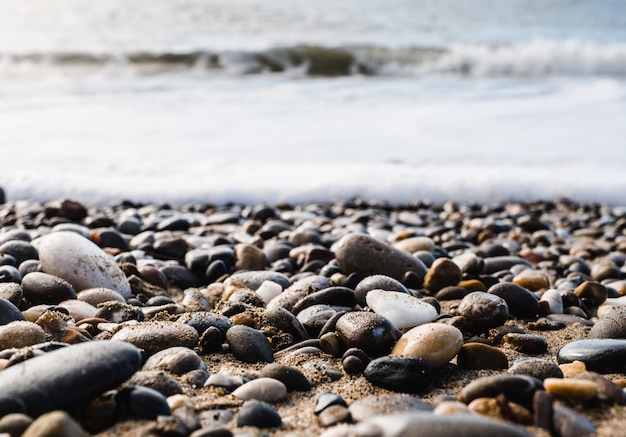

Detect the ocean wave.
xmin=2 ymin=40 xmax=626 ymax=78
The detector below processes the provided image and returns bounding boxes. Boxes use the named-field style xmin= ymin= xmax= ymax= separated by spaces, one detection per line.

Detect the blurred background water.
xmin=1 ymin=0 xmax=625 ymax=205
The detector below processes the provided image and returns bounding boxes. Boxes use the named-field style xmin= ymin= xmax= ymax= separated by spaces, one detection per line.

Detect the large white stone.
xmin=37 ymin=231 xmax=132 ymax=298
xmin=366 ymin=289 xmax=438 ymax=329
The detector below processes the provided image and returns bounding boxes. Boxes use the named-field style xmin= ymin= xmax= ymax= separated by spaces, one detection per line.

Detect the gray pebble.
xmin=127 ymin=370 xmax=183 ymax=397
xmin=260 ymin=363 xmax=311 ymax=392
xmin=457 ymin=291 xmax=510 ymax=332
xmin=348 ymin=394 xmax=433 ymax=423
xmin=226 ymin=325 xmax=274 ymax=363
xmin=508 ymin=358 xmax=564 ymax=380
xmin=364 ymin=356 xmax=432 ymax=394
xmin=111 ymin=321 xmax=199 ymax=356
xmin=488 ymin=282 xmax=540 ymax=319
xmin=21 ymin=272 xmax=76 ymax=305
xmin=0 ymin=298 xmax=24 ymax=325
xmin=142 ymin=346 xmax=205 ymax=375
xmin=589 ymin=306 xmax=626 ymax=339
xmin=335 ymin=312 xmax=397 ymax=357
xmin=236 ymin=400 xmax=282 ymax=428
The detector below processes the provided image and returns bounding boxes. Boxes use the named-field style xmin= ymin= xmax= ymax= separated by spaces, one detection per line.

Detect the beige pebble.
xmin=467 ymin=397 xmax=533 ymax=425
xmin=0 ymin=321 xmax=46 ymax=350
xmin=512 ymin=269 xmax=550 ymax=291
xmin=433 ymin=400 xmax=471 ymax=415
xmin=231 ymin=377 xmax=288 ymax=402
xmin=58 ymin=299 xmax=98 ymax=322
xmin=544 ymin=377 xmax=598 ymax=403
xmin=22 ymin=410 xmax=87 ymax=437
xmin=167 ymin=394 xmax=195 ymax=412
xmin=391 ymin=323 xmax=463 ymax=369
xmin=559 ymin=360 xmax=587 ymax=378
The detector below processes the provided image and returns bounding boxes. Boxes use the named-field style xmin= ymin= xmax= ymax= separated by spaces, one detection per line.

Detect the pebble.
xmin=353 ymin=274 xmax=408 ymax=307
xmin=392 ymin=236 xmax=435 ymax=253
xmin=508 ymin=358 xmax=563 ymax=380
xmin=21 ymin=272 xmax=77 ymax=305
xmin=0 ymin=240 xmax=38 ymax=267
xmin=36 ymin=231 xmax=131 ymax=298
xmin=333 ymin=233 xmax=428 ymax=282
xmin=365 ymin=290 xmax=438 ymax=329
xmin=127 ymin=370 xmax=183 ymax=397
xmin=501 ymin=333 xmax=548 ymax=354
xmin=260 ymin=363 xmax=311 ymax=392
xmin=0 ymin=341 xmax=142 ymax=417
xmin=317 ymin=405 xmax=351 ymax=427
xmin=231 ymin=377 xmax=288 ymax=402
xmin=0 ymin=413 xmax=33 ymax=437
xmin=588 ymin=306 xmax=626 ymax=339
xmin=236 ymin=400 xmax=282 ymax=428
xmin=456 ymin=342 xmax=508 ymax=370
xmin=487 ymin=282 xmax=540 ymax=319
xmin=315 ymin=392 xmax=348 ymax=414
xmin=467 ymin=397 xmax=533 ymax=425
xmin=557 ymin=339 xmax=626 ymax=373
xmin=335 ymin=312 xmax=397 ymax=357
xmin=111 ymin=321 xmax=199 ymax=356
xmin=292 ymin=286 xmax=356 ymax=315
xmin=574 ymin=281 xmax=608 ymax=307
xmin=115 ymin=385 xmax=171 ymax=420
xmin=390 ymin=323 xmax=463 ymax=369
xmin=457 ymin=291 xmax=510 ymax=332
xmin=59 ymin=299 xmax=99 ymax=321
xmin=76 ymin=287 xmax=126 ymax=306
xmin=553 ymin=404 xmax=597 ymax=437
xmin=0 ymin=321 xmax=46 ymax=350
xmin=483 ymin=256 xmax=532 ymax=275
xmin=0 ymin=298 xmax=24 ymax=325
xmin=0 ymin=282 xmax=23 ymax=306
xmin=457 ymin=374 xmax=544 ymax=409
xmin=225 ymin=325 xmax=274 ymax=363
xmin=364 ymin=356 xmax=432 ymax=393
xmin=352 ymin=412 xmax=532 ymax=437
xmin=348 ymin=394 xmax=433 ymax=422
xmin=539 ymin=289 xmax=564 ymax=314
xmin=22 ymin=410 xmax=87 ymax=437
xmin=142 ymin=346 xmax=204 ymax=375
xmin=423 ymin=258 xmax=462 ymax=292
xmin=512 ymin=269 xmax=550 ymax=291
xmin=544 ymin=377 xmax=598 ymax=403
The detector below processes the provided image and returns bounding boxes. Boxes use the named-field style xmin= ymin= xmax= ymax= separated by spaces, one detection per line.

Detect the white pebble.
xmin=540 ymin=289 xmax=563 ymax=314
xmin=231 ymin=377 xmax=288 ymax=402
xmin=366 ymin=289 xmax=437 ymax=329
xmin=256 ymin=280 xmax=283 ymax=304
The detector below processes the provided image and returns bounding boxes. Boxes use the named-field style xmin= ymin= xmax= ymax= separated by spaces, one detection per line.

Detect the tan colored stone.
xmin=544 ymin=378 xmax=598 ymax=403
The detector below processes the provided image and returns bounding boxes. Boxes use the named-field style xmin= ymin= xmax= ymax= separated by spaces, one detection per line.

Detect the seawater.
xmin=1 ymin=0 xmax=625 ymax=205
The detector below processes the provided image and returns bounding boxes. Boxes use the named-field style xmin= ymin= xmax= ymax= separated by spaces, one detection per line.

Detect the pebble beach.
xmin=0 ymin=195 xmax=625 ymax=437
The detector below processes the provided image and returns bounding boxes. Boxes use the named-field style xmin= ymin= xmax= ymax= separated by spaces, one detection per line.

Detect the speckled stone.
xmin=348 ymin=394 xmax=433 ymax=423
xmin=366 ymin=290 xmax=438 ymax=330
xmin=508 ymin=358 xmax=564 ymax=380
xmin=589 ymin=306 xmax=626 ymax=339
xmin=21 ymin=272 xmax=77 ymax=305
xmin=0 ymin=320 xmax=46 ymax=350
xmin=76 ymin=288 xmax=126 ymax=306
xmin=22 ymin=410 xmax=87 ymax=437
xmin=142 ymin=346 xmax=204 ymax=375
xmin=111 ymin=321 xmax=199 ymax=356
xmin=457 ymin=291 xmax=510 ymax=332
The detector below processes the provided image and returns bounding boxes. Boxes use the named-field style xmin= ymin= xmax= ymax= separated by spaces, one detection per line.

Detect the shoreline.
xmin=0 ymin=196 xmax=625 ymax=436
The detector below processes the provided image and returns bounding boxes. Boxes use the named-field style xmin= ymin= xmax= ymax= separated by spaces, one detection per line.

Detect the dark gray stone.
xmin=21 ymin=272 xmax=76 ymax=305
xmin=457 ymin=374 xmax=543 ymax=409
xmin=226 ymin=325 xmax=274 ymax=363
xmin=236 ymin=400 xmax=281 ymax=428
xmin=364 ymin=356 xmax=432 ymax=394
xmin=558 ymin=339 xmax=626 ymax=373
xmin=488 ymin=282 xmax=540 ymax=319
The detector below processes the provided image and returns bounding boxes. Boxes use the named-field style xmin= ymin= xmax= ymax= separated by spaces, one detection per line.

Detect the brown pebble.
xmin=456 ymin=342 xmax=508 ymax=370
xmin=544 ymin=378 xmax=598 ymax=403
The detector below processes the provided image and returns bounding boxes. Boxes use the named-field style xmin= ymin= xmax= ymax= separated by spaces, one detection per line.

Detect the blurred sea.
xmin=1 ymin=0 xmax=625 ymax=205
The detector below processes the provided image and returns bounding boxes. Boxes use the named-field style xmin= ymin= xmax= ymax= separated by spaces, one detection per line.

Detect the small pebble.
xmin=502 ymin=333 xmax=548 ymax=354
xmin=236 ymin=400 xmax=282 ymax=428
xmin=456 ymin=342 xmax=508 ymax=370
xmin=22 ymin=410 xmax=87 ymax=437
xmin=112 ymin=321 xmax=199 ymax=356
xmin=391 ymin=323 xmax=463 ymax=369
xmin=260 ymin=363 xmax=311 ymax=392
xmin=544 ymin=377 xmax=598 ymax=403
xmin=508 ymin=358 xmax=564 ymax=380
xmin=457 ymin=291 xmax=510 ymax=332
xmin=364 ymin=356 xmax=432 ymax=394
xmin=365 ymin=289 xmax=438 ymax=329
xmin=225 ymin=325 xmax=274 ymax=363
xmin=335 ymin=312 xmax=397 ymax=357
xmin=232 ymin=377 xmax=288 ymax=402
xmin=558 ymin=339 xmax=626 ymax=373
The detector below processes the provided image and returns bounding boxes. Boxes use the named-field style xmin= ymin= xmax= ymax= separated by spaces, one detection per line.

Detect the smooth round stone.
xmin=0 ymin=265 xmax=21 ymax=283
xmin=435 ymin=286 xmax=470 ymax=301
xmin=142 ymin=346 xmax=204 ymax=375
xmin=457 ymin=374 xmax=544 ymax=409
xmin=393 ymin=236 xmax=435 ymax=253
xmin=544 ymin=378 xmax=598 ymax=403
xmin=0 ymin=240 xmax=38 ymax=267
xmin=487 ymin=282 xmax=539 ymax=319
xmin=266 ymin=275 xmax=330 ymax=313
xmin=21 ymin=272 xmax=77 ymax=305
xmin=354 ymin=275 xmax=408 ymax=307
xmin=260 ymin=363 xmax=311 ymax=392
xmin=456 ymin=342 xmax=508 ymax=370
xmin=539 ymin=289 xmax=564 ymax=315
xmin=318 ymin=404 xmax=351 ymax=427
xmin=58 ymin=299 xmax=98 ymax=322
xmin=76 ymin=288 xmax=125 ymax=306
xmin=364 ymin=356 xmax=432 ymax=394
xmin=127 ymin=370 xmax=183 ymax=397
xmin=229 ymin=271 xmax=291 ymax=291
xmin=508 ymin=358 xmax=564 ymax=380
xmin=236 ymin=400 xmax=282 ymax=428
xmin=0 ymin=298 xmax=24 ymax=325
xmin=588 ymin=306 xmax=626 ymax=339
xmin=557 ymin=339 xmax=626 ymax=373
xmin=204 ymin=374 xmax=246 ymax=392
xmin=0 ymin=341 xmax=142 ymax=417
xmin=366 ymin=290 xmax=438 ymax=330
xmin=333 ymin=233 xmax=428 ymax=282
xmin=574 ymin=281 xmax=608 ymax=307
xmin=512 ymin=269 xmax=550 ymax=291
xmin=37 ymin=231 xmax=131 ymax=298
xmin=315 ymin=392 xmax=348 ymax=415
xmin=424 ymin=258 xmax=462 ymax=292
xmin=232 ymin=377 xmax=288 ymax=402
xmin=22 ymin=410 xmax=87 ymax=437
xmin=115 ymin=385 xmax=170 ymax=420
xmin=502 ymin=333 xmax=548 ymax=355
xmin=0 ymin=413 xmax=33 ymax=437
xmin=177 ymin=311 xmax=233 ymax=337
xmin=263 ymin=307 xmax=309 ymax=341
xmin=0 ymin=321 xmax=45 ymax=350
xmin=348 ymin=394 xmax=433 ymax=423
xmin=111 ymin=321 xmax=199 ymax=356
xmin=0 ymin=282 xmax=23 ymax=307
xmin=335 ymin=312 xmax=397 ymax=357
xmin=225 ymin=325 xmax=274 ymax=363
xmin=576 ymin=371 xmax=626 ymax=404
xmin=391 ymin=323 xmax=463 ymax=369
xmin=457 ymin=291 xmax=510 ymax=331
xmin=234 ymin=243 xmax=267 ymax=271
xmin=292 ymin=287 xmax=355 ymax=315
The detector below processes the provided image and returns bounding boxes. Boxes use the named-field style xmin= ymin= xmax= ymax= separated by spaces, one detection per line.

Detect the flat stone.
xmin=0 ymin=341 xmax=142 ymax=417
xmin=557 ymin=339 xmax=626 ymax=373
xmin=457 ymin=342 xmax=508 ymax=370
xmin=76 ymin=288 xmax=126 ymax=306
xmin=333 ymin=233 xmax=428 ymax=282
xmin=391 ymin=323 xmax=463 ymax=369
xmin=544 ymin=377 xmax=598 ymax=403
xmin=364 ymin=356 xmax=432 ymax=394
xmin=232 ymin=378 xmax=288 ymax=402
